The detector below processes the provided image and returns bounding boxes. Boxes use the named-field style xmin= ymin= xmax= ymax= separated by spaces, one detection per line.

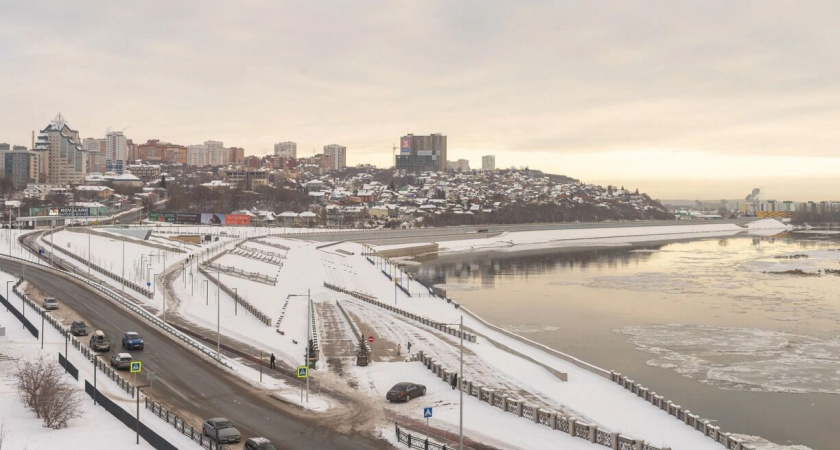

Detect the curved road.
xmin=0 ymin=259 xmax=388 ymax=450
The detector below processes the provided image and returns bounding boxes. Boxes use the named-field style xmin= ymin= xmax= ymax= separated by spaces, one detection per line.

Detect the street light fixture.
xmin=287 ymin=289 xmax=311 ymax=403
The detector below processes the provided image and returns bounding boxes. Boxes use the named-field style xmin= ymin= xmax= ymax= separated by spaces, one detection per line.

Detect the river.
xmin=411 ymin=232 xmax=840 ymax=450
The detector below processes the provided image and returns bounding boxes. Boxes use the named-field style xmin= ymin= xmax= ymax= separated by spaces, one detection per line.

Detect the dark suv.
xmin=70 ymin=321 xmax=89 ymax=336
xmin=89 ymin=330 xmax=111 ymax=352
xmin=245 ymin=437 xmax=278 ymax=450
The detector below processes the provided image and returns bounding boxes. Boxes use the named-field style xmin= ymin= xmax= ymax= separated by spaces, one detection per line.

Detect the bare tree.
xmin=13 ymin=357 xmax=83 ymax=429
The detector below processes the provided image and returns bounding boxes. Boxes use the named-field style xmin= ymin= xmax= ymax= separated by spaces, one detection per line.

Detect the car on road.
xmin=244 ymin=437 xmax=277 ymax=450
xmin=122 ymin=332 xmax=144 ymax=350
xmin=202 ymin=418 xmax=241 ymax=444
xmin=110 ymin=353 xmax=133 ymax=370
xmin=477 ymin=228 xmax=489 ymax=233
xmin=90 ymin=330 xmax=111 ymax=352
xmin=386 ymin=382 xmax=426 ymax=402
xmin=70 ymin=320 xmax=89 ymax=336
xmin=43 ymin=297 xmax=59 ymax=310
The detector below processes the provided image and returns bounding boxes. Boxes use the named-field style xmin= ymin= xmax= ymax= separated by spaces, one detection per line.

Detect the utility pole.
xmin=216 ymin=268 xmax=221 ymax=360
xmin=459 ymin=315 xmax=464 ymax=450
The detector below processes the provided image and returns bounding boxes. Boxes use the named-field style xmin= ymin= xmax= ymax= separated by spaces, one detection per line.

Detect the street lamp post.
xmin=136 ymin=384 xmax=151 ymax=445
xmin=233 ymin=287 xmax=238 ymax=316
xmin=5 ymin=280 xmax=12 ymax=312
xmin=121 ymin=239 xmax=125 ymax=299
xmin=216 ymin=269 xmax=221 ymax=360
xmin=203 ymin=279 xmax=208 ymax=305
xmin=287 ymin=289 xmax=312 ymax=403
xmin=459 ymin=315 xmax=464 ymax=450
xmin=87 ymin=228 xmax=91 ymax=281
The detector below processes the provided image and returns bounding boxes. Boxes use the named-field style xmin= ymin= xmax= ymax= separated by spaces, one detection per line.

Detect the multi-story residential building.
xmin=105 ymin=131 xmax=127 ymax=174
xmin=229 ymin=147 xmax=245 ymax=165
xmin=274 ymin=141 xmax=297 ymax=158
xmin=244 ymin=155 xmax=262 ymax=169
xmin=206 ymin=141 xmax=228 ymax=166
xmin=222 ymin=169 xmax=269 ymax=190
xmin=187 ymin=144 xmax=208 ymax=167
xmin=395 ymin=133 xmax=447 ymax=172
xmin=323 ymin=144 xmax=346 ymax=171
xmin=82 ymin=138 xmax=106 ymax=174
xmin=482 ymin=155 xmax=495 ymax=170
xmin=137 ymin=139 xmax=188 ymax=164
xmin=33 ymin=114 xmax=87 ymax=184
xmin=126 ymin=164 xmax=162 ymax=182
xmin=447 ymin=159 xmax=471 ymax=171
xmin=0 ymin=149 xmax=36 ymax=188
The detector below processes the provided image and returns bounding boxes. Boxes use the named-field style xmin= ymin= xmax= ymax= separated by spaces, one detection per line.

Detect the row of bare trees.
xmin=13 ymin=357 xmax=83 ymax=429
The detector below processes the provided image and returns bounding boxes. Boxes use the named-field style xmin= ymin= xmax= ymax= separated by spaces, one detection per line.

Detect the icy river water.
xmin=413 ymin=232 xmax=840 ymax=450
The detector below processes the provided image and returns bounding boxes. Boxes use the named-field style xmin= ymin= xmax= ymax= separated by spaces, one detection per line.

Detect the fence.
xmin=30 ymin=227 xmax=154 ymax=298
xmin=0 ymin=280 xmax=39 ymax=338
xmin=414 ymin=350 xmax=673 ymax=450
xmin=58 ymin=352 xmax=79 ymax=380
xmin=201 ymin=262 xmax=277 ymax=285
xmin=394 ymin=423 xmax=462 ymax=450
xmin=324 ymin=282 xmax=476 ymax=343
xmin=609 ymin=372 xmax=754 ymax=450
xmin=197 ymin=266 xmax=272 ymax=326
xmin=274 ymin=299 xmax=290 ymax=333
xmin=84 ymin=382 xmax=180 ymax=450
xmin=146 ymin=398 xmax=224 ymax=449
xmin=251 ymin=238 xmax=290 ymax=251
xmin=4 ymin=248 xmax=236 ymax=373
xmin=229 ymin=248 xmax=284 ymax=266
xmin=237 ymin=244 xmax=287 ymax=259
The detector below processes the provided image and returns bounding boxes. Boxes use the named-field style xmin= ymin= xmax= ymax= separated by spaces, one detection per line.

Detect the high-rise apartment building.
xmin=0 ymin=148 xmax=36 ymax=188
xmin=105 ymin=131 xmax=127 ymax=174
xmin=229 ymin=147 xmax=245 ymax=165
xmin=323 ymin=144 xmax=346 ymax=171
xmin=137 ymin=139 xmax=188 ymax=164
xmin=83 ymin=138 xmax=106 ymax=174
xmin=482 ymin=155 xmax=495 ymax=170
xmin=33 ymin=113 xmax=87 ymax=184
xmin=447 ymin=159 xmax=470 ymax=171
xmin=274 ymin=141 xmax=297 ymax=158
xmin=186 ymin=141 xmax=230 ymax=167
xmin=395 ymin=133 xmax=447 ymax=172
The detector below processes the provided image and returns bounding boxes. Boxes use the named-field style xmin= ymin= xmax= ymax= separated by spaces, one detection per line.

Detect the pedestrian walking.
xmin=397 ymin=343 xmax=401 ymax=356
xmin=407 ymin=342 xmax=412 ymax=353
xmin=451 ymin=372 xmax=458 ymax=390
xmin=269 ymin=353 xmax=276 ymax=369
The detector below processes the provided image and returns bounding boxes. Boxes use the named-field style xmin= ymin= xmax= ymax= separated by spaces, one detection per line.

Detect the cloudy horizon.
xmin=2 ymin=1 xmax=839 ymax=201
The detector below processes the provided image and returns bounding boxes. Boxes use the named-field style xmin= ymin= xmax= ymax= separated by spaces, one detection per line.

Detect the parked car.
xmin=202 ymin=418 xmax=241 ymax=444
xmin=121 ymin=332 xmax=144 ymax=350
xmin=90 ymin=330 xmax=111 ymax=352
xmin=245 ymin=437 xmax=277 ymax=450
xmin=110 ymin=353 xmax=133 ymax=370
xmin=70 ymin=320 xmax=89 ymax=336
xmin=43 ymin=297 xmax=59 ymax=310
xmin=386 ymin=382 xmax=426 ymax=403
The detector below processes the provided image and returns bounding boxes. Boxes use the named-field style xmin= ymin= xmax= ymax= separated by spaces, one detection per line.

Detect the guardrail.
xmin=395 ymin=422 xmax=461 ymax=450
xmin=197 ymin=266 xmax=272 ymax=326
xmin=0 ymin=279 xmax=39 ymax=338
xmin=324 ymin=282 xmax=476 ymax=343
xmin=237 ymin=244 xmax=286 ymax=259
xmin=609 ymin=372 xmax=754 ymax=450
xmin=5 ymin=242 xmax=236 ymax=372
xmin=146 ymin=398 xmax=223 ymax=450
xmin=251 ymin=238 xmax=290 ymax=251
xmin=229 ymin=248 xmax=284 ymax=266
xmin=201 ymin=262 xmax=277 ymax=285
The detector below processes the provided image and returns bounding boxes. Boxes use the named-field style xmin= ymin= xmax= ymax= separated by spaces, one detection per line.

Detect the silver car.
xmin=43 ymin=297 xmax=59 ymax=310
xmin=203 ymin=418 xmax=241 ymax=444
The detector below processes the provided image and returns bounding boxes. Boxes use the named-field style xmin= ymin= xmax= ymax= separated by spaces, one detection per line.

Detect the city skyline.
xmin=2 ymin=2 xmax=839 ymax=201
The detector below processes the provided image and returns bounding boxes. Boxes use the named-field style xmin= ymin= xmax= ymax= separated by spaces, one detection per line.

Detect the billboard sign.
xmin=176 ymin=213 xmax=201 ymax=224
xmin=200 ymin=213 xmax=226 ymax=225
xmin=149 ymin=212 xmax=176 ymax=223
xmin=400 ymin=137 xmax=411 ymax=154
xmin=48 ymin=207 xmax=90 ymax=217
xmin=226 ymin=214 xmax=251 ymax=226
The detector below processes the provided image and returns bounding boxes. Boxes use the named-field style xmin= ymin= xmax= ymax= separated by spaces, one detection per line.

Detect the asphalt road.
xmin=0 ymin=259 xmax=388 ymax=450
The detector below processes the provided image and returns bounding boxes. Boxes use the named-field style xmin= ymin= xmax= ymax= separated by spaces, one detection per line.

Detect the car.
xmin=110 ymin=353 xmax=133 ymax=370
xmin=202 ymin=418 xmax=241 ymax=444
xmin=90 ymin=330 xmax=111 ymax=352
xmin=43 ymin=297 xmax=59 ymax=310
xmin=477 ymin=228 xmax=489 ymax=233
xmin=70 ymin=320 xmax=89 ymax=336
xmin=386 ymin=382 xmax=426 ymax=402
xmin=245 ymin=437 xmax=278 ymax=450
xmin=122 ymin=332 xmax=144 ymax=350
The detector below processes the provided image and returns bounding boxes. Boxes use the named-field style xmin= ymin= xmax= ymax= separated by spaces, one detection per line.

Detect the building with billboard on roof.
xmin=395 ymin=133 xmax=447 ymax=172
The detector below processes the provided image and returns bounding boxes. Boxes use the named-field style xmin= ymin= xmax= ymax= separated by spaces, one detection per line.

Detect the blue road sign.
xmin=423 ymin=407 xmax=433 ymax=418
xmin=130 ymin=361 xmax=142 ymax=373
xmin=297 ymin=366 xmax=308 ymax=378
xmin=146 ymin=281 xmax=151 ymax=287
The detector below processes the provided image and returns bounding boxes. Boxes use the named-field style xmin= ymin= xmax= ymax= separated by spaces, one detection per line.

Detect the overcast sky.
xmin=2 ymin=1 xmax=839 ymax=201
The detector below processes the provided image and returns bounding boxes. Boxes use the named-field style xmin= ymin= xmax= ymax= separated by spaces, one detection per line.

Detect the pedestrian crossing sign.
xmin=297 ymin=366 xmax=308 ymax=378
xmin=423 ymin=407 xmax=433 ymax=418
xmin=130 ymin=361 xmax=142 ymax=373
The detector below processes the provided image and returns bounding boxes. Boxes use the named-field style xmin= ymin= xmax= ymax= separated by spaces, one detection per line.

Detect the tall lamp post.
xmin=121 ymin=239 xmax=125 ymax=299
xmin=5 ymin=280 xmax=12 ymax=312
xmin=287 ymin=289 xmax=311 ymax=403
xmin=216 ymin=268 xmax=221 ymax=360
xmin=203 ymin=279 xmax=208 ymax=305
xmin=233 ymin=287 xmax=238 ymax=316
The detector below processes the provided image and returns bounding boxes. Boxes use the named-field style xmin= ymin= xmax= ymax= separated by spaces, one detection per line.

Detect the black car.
xmin=386 ymin=382 xmax=426 ymax=402
xmin=245 ymin=437 xmax=278 ymax=450
xmin=70 ymin=321 xmax=89 ymax=336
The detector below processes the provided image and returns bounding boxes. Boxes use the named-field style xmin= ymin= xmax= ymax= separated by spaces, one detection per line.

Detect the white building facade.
xmin=323 ymin=144 xmax=346 ymax=170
